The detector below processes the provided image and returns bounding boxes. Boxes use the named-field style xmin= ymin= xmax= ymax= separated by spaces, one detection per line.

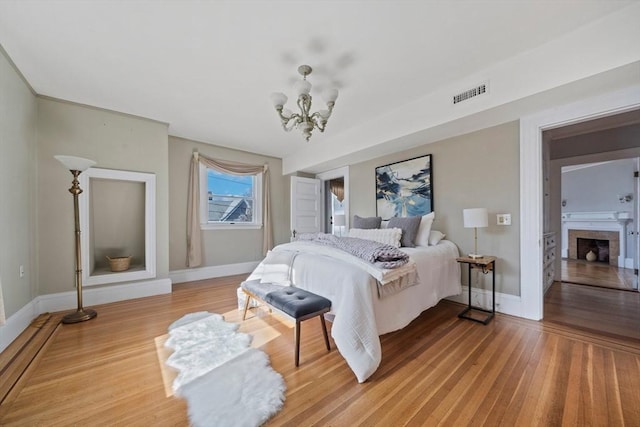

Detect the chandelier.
xmin=270 ymin=65 xmax=339 ymax=141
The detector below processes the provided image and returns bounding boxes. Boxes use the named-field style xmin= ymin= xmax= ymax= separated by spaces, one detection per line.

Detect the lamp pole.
xmin=55 ymin=155 xmax=97 ymax=324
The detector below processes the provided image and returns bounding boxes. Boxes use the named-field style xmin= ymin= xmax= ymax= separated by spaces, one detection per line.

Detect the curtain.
xmin=330 ymin=178 xmax=344 ymax=202
xmin=187 ymin=152 xmax=273 ymax=267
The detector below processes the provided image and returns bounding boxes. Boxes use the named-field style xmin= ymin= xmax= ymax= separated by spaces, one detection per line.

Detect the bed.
xmin=244 ymin=237 xmax=461 ymax=383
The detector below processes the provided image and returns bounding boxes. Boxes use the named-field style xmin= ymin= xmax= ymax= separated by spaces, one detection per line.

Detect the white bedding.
xmin=246 ymin=239 xmax=461 ymax=383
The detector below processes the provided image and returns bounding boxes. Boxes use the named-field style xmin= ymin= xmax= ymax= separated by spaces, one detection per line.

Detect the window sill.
xmin=200 ymin=223 xmax=263 ymax=231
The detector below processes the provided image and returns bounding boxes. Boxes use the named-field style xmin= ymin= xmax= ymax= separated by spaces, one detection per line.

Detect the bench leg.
xmin=242 ymin=290 xmax=252 ymax=321
xmin=295 ymin=320 xmax=301 ymax=367
xmin=320 ymin=314 xmax=330 ymax=351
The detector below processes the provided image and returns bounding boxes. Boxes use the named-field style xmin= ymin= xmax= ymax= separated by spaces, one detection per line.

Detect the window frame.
xmin=199 ymin=163 xmax=263 ymax=230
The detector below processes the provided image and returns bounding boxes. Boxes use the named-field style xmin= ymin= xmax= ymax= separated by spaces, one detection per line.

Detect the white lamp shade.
xmin=334 ymin=214 xmax=346 ymax=227
xmin=54 ymin=155 xmax=96 ymax=172
xmin=463 ymin=208 xmax=488 ymax=228
xmin=294 ymin=80 xmax=312 ymax=96
xmin=270 ymin=92 xmax=288 ymax=107
xmin=323 ymin=88 xmax=339 ymax=103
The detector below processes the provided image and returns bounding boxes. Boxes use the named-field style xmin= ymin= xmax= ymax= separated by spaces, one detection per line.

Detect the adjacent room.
xmin=0 ymin=1 xmax=639 ymax=425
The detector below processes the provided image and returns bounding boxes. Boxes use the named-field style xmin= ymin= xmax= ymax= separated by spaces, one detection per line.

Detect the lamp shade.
xmin=270 ymin=92 xmax=288 ymax=107
xmin=54 ymin=155 xmax=96 ymax=172
xmin=334 ymin=214 xmax=346 ymax=227
xmin=463 ymin=208 xmax=488 ymax=228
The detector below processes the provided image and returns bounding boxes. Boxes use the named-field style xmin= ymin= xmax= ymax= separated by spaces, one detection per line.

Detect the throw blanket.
xmin=296 ymin=233 xmax=409 ymax=269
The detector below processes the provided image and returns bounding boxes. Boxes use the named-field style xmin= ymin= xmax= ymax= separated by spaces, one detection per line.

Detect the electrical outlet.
xmin=19 ymin=265 xmax=25 ymax=278
xmin=497 ymin=213 xmax=511 ymax=225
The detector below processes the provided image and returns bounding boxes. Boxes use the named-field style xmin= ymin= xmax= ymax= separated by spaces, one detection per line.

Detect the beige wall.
xmin=0 ymin=48 xmax=38 ymax=318
xmin=37 ymin=98 xmax=169 ymax=295
xmin=168 ymin=136 xmax=289 ymax=271
xmin=349 ymin=121 xmax=521 ymax=296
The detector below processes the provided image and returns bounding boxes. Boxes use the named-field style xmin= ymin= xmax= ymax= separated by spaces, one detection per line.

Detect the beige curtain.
xmin=330 ymin=178 xmax=344 ymax=202
xmin=187 ymin=152 xmax=273 ymax=267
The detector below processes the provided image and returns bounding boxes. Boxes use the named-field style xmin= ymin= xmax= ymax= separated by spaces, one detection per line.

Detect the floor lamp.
xmin=463 ymin=208 xmax=488 ymax=259
xmin=55 ymin=155 xmax=98 ymax=324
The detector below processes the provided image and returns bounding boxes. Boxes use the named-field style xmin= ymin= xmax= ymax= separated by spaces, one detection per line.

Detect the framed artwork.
xmin=375 ymin=154 xmax=432 ymax=219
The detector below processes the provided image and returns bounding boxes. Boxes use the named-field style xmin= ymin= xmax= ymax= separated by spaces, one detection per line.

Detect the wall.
xmin=349 ymin=121 xmax=521 ymax=296
xmin=561 ymin=159 xmax=636 ymax=214
xmin=168 ymin=136 xmax=289 ymax=271
xmin=37 ymin=98 xmax=170 ymax=295
xmin=0 ymin=47 xmax=37 ymax=318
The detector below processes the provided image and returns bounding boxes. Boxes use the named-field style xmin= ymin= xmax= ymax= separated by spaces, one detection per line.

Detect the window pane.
xmin=208 ymin=170 xmax=253 ymax=197
xmin=207 ymin=170 xmax=254 ymax=223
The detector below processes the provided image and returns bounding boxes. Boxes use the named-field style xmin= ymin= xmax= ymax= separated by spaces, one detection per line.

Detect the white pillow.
xmin=429 ymin=230 xmax=446 ymax=246
xmin=415 ymin=212 xmax=435 ymax=246
xmin=348 ymin=227 xmax=402 ymax=248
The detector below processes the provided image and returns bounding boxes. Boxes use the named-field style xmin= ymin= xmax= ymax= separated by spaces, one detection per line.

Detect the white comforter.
xmin=246 ymin=240 xmax=461 ymax=382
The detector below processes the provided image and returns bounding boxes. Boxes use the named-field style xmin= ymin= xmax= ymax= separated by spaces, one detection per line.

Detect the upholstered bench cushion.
xmin=241 ymin=279 xmax=286 ymax=300
xmin=265 ymin=288 xmax=331 ymax=319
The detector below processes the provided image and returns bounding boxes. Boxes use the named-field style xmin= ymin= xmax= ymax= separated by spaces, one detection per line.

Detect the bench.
xmin=241 ymin=280 xmax=332 ymax=366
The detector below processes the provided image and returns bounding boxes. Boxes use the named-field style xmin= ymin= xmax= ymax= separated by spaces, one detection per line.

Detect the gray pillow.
xmin=388 ymin=216 xmax=422 ymax=247
xmin=352 ymin=215 xmax=382 ymax=229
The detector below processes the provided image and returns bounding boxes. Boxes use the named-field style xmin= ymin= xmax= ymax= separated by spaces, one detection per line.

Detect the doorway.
xmin=316 ymin=166 xmax=350 ymax=236
xmin=541 ymin=112 xmax=640 ymax=339
xmin=557 ymin=158 xmax=639 ymax=291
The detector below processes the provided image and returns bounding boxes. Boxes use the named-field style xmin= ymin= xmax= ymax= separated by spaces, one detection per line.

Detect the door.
xmin=290 ymin=176 xmax=321 ymax=238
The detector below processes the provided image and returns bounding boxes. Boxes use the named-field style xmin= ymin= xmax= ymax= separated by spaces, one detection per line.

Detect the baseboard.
xmin=447 ymin=286 xmax=522 ymax=318
xmin=624 ymin=257 xmax=634 ymax=269
xmin=0 ymin=301 xmax=39 ymax=354
xmin=169 ymin=261 xmax=259 ymax=284
xmin=35 ymin=278 xmax=172 ymax=314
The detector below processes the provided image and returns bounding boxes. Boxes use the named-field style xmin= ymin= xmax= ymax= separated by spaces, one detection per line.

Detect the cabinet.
xmin=543 ymin=232 xmax=556 ymax=293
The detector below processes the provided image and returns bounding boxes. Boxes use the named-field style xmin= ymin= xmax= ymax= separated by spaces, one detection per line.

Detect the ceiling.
xmin=0 ymin=1 xmax=637 ymax=173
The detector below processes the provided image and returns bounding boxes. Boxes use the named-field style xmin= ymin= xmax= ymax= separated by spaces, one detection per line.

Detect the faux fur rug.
xmin=165 ymin=312 xmax=286 ymax=427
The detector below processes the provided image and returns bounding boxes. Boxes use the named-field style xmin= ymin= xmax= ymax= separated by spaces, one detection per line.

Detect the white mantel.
xmin=561 ymin=211 xmax=633 ymax=267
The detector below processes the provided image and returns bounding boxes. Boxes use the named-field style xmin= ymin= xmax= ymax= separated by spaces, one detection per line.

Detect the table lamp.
xmin=463 ymin=208 xmax=488 ymax=259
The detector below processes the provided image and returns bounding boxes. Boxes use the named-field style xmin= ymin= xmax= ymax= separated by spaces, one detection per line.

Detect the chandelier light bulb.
xmin=294 ymin=80 xmax=312 ymax=96
xmin=323 ymin=88 xmax=339 ymax=103
xmin=270 ymin=92 xmax=288 ymax=108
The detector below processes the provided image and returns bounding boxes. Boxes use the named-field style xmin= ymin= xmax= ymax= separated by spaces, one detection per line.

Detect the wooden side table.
xmin=456 ymin=256 xmax=496 ymax=325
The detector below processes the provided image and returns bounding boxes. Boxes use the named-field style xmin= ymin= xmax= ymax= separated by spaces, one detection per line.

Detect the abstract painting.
xmin=375 ymin=154 xmax=432 ymax=219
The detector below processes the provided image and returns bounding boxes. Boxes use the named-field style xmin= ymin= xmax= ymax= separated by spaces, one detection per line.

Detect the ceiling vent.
xmin=452 ymin=82 xmax=488 ymax=105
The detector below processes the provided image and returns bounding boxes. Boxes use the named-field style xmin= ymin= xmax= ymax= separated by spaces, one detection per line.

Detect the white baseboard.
xmin=35 ymin=278 xmax=172 ymax=314
xmin=447 ymin=286 xmax=522 ymax=318
xmin=169 ymin=261 xmax=259 ymax=284
xmin=624 ymin=257 xmax=634 ymax=269
xmin=0 ymin=300 xmax=39 ymax=354
xmin=0 ymin=278 xmax=172 ymax=354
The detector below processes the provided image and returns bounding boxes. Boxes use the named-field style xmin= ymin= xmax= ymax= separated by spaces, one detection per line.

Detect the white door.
xmin=290 ymin=176 xmax=321 ymax=238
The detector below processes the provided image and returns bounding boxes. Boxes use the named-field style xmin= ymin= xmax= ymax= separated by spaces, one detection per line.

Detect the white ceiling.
xmin=0 ymin=1 xmax=637 ymax=173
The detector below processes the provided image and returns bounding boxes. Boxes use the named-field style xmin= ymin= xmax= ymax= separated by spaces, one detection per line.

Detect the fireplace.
xmin=576 ymin=237 xmax=610 ymax=263
xmin=568 ymin=229 xmax=619 ymax=266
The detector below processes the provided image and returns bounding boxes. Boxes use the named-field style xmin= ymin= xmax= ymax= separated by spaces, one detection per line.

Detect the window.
xmin=199 ymin=164 xmax=263 ymax=229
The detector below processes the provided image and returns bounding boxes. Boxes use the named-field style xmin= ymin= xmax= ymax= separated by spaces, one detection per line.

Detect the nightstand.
xmin=456 ymin=256 xmax=496 ymax=325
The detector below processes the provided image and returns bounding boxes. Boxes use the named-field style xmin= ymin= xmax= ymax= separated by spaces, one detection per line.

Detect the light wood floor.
xmin=561 ymin=258 xmax=637 ymax=290
xmin=1 ymin=275 xmax=640 ymax=426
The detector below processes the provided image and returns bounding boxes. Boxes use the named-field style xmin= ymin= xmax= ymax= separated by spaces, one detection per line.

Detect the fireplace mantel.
xmin=561 ymin=211 xmax=632 ymax=224
xmin=561 ymin=211 xmax=632 ymax=267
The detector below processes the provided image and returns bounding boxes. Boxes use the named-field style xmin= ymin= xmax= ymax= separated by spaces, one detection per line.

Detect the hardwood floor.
xmin=561 ymin=258 xmax=637 ymax=290
xmin=1 ymin=275 xmax=639 ymax=426
xmin=544 ymin=281 xmax=640 ymax=341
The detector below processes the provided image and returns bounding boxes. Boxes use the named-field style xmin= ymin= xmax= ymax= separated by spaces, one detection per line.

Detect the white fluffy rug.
xmin=165 ymin=312 xmax=286 ymax=427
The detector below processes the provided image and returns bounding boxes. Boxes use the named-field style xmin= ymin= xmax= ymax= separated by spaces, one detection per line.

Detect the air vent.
xmin=452 ymin=82 xmax=488 ymax=105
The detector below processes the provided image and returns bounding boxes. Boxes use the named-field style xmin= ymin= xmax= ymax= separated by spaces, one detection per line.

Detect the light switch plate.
xmin=497 ymin=213 xmax=511 ymax=225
